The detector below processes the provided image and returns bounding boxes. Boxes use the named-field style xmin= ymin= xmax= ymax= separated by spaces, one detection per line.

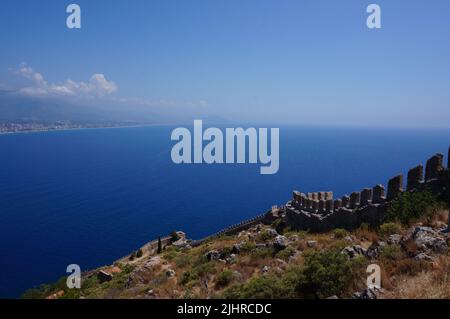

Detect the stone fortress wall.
xmin=285 ymin=147 xmax=450 ymax=232
xmin=138 ymin=147 xmax=449 ymax=251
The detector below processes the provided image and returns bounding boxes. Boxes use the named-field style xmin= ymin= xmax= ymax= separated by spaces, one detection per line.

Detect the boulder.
xmin=366 ymin=241 xmax=386 ymax=259
xmin=414 ymin=252 xmax=434 ymax=262
xmin=231 ymin=244 xmax=241 ymax=255
xmin=353 ymin=287 xmax=383 ymax=299
xmin=273 ymin=235 xmax=288 ymax=250
xmin=144 ymin=256 xmax=161 ymax=270
xmin=410 ymin=226 xmax=448 ymax=253
xmin=341 ymin=245 xmax=367 ymax=259
xmin=204 ymin=250 xmax=221 ymax=261
xmin=307 ymin=240 xmax=317 ymax=248
xmin=226 ymin=254 xmax=237 ymax=264
xmin=387 ymin=234 xmax=402 ymax=245
xmin=265 ymin=228 xmax=279 ymax=238
xmin=262 ymin=266 xmax=270 ymax=274
xmin=166 ymin=269 xmax=176 ymax=277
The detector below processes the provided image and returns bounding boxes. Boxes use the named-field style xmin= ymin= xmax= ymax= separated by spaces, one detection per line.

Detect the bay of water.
xmin=0 ymin=125 xmax=449 ymax=298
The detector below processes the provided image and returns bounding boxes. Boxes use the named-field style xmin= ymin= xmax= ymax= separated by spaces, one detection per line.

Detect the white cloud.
xmin=12 ymin=63 xmax=117 ymax=98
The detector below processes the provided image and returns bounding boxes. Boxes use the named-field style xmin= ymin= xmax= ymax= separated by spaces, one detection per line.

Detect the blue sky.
xmin=0 ymin=0 xmax=450 ymax=127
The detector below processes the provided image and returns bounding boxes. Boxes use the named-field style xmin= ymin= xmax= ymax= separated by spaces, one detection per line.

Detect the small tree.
xmin=170 ymin=231 xmax=180 ymax=243
xmin=136 ymin=248 xmax=143 ymax=258
xmin=157 ymin=237 xmax=162 ymax=254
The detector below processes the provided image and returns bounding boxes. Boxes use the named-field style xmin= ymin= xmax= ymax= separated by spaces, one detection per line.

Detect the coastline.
xmin=0 ymin=123 xmax=172 ymax=136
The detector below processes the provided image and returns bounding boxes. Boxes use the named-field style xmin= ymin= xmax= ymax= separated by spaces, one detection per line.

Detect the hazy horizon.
xmin=1 ymin=0 xmax=450 ymax=127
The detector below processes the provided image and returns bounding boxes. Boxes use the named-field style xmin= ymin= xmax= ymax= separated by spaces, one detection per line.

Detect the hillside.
xmin=23 ymin=149 xmax=450 ymax=299
xmin=24 ymin=193 xmax=449 ymax=299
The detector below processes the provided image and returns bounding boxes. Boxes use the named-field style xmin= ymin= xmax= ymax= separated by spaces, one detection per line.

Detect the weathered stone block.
xmin=407 ymin=165 xmax=423 ymax=191
xmin=341 ymin=195 xmax=350 ymax=207
xmin=448 ymin=147 xmax=450 ymax=169
xmin=387 ymin=174 xmax=403 ymax=200
xmin=334 ymin=199 xmax=342 ymax=210
xmin=312 ymin=200 xmax=319 ymax=212
xmin=318 ymin=200 xmax=325 ymax=213
xmin=349 ymin=192 xmax=360 ymax=209
xmin=307 ymin=199 xmax=313 ymax=210
xmin=300 ymin=194 xmax=307 ymax=207
xmin=293 ymin=190 xmax=301 ymax=202
xmin=372 ymin=184 xmax=385 ymax=204
xmin=326 ymin=199 xmax=334 ymax=212
xmin=360 ymin=188 xmax=372 ymax=205
xmin=425 ymin=154 xmax=444 ymax=181
xmin=325 ymin=192 xmax=333 ymax=200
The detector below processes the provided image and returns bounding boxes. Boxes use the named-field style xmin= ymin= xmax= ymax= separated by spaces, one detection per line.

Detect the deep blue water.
xmin=0 ymin=125 xmax=449 ymax=298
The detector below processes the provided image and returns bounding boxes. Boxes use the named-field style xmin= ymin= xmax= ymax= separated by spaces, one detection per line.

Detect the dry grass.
xmin=388 ymin=256 xmax=450 ymax=299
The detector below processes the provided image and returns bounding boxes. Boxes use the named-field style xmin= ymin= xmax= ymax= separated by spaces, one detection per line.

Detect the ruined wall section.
xmin=285 ymin=148 xmax=450 ymax=232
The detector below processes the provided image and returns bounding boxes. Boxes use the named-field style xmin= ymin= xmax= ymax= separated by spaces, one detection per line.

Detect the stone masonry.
xmin=285 ymin=148 xmax=450 ymax=232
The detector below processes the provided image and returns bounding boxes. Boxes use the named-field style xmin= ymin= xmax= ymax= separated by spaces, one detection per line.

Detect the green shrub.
xmin=250 ymin=247 xmax=273 ymax=260
xmin=181 ymin=271 xmax=198 ymax=285
xmin=333 ymin=228 xmax=349 ymax=239
xmin=222 ymin=275 xmax=294 ymax=299
xmin=174 ymin=254 xmax=192 ymax=268
xmin=258 ymin=230 xmax=275 ymax=242
xmin=217 ymin=269 xmax=233 ymax=287
xmin=296 ymin=248 xmax=356 ymax=298
xmin=380 ymin=244 xmax=404 ymax=260
xmin=136 ymin=248 xmax=143 ymax=258
xmin=384 ymin=190 xmax=437 ymax=224
xmin=193 ymin=262 xmax=216 ymax=278
xmin=163 ymin=247 xmax=179 ymax=261
xmin=240 ymin=241 xmax=256 ymax=252
xmin=379 ymin=222 xmax=401 ymax=236
xmin=275 ymin=246 xmax=296 ymax=261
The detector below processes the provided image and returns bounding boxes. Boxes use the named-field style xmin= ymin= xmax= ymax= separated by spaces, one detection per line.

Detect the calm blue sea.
xmin=0 ymin=125 xmax=449 ymax=298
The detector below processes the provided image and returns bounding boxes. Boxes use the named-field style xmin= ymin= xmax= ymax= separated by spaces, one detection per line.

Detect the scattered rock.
xmin=231 ymin=244 xmax=241 ymax=255
xmin=172 ymin=238 xmax=188 ymax=248
xmin=226 ymin=254 xmax=237 ymax=264
xmin=262 ymin=266 xmax=270 ymax=274
xmin=166 ymin=269 xmax=176 ymax=277
xmin=97 ymin=270 xmax=113 ymax=283
xmin=146 ymin=289 xmax=155 ymax=297
xmin=307 ymin=240 xmax=317 ymax=248
xmin=265 ymin=228 xmax=279 ymax=238
xmin=344 ymin=236 xmax=353 ymax=243
xmin=409 ymin=226 xmax=448 ymax=253
xmin=387 ymin=234 xmax=402 ymax=245
xmin=204 ymin=250 xmax=221 ymax=261
xmin=238 ymin=231 xmax=250 ymax=238
xmin=275 ymin=258 xmax=288 ymax=269
xmin=342 ymin=245 xmax=367 ymax=259
xmin=414 ymin=252 xmax=434 ymax=262
xmin=273 ymin=235 xmax=288 ymax=250
xmin=327 ymin=295 xmax=339 ymax=299
xmin=353 ymin=287 xmax=383 ymax=299
xmin=144 ymin=256 xmax=161 ymax=270
xmin=232 ymin=271 xmax=243 ymax=282
xmin=366 ymin=241 xmax=386 ymax=259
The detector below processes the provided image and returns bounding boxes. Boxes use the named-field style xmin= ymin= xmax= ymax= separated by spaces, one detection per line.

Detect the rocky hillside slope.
xmin=24 ymin=194 xmax=449 ymax=299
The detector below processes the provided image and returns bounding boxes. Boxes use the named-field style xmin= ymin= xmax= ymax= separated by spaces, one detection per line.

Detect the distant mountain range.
xmin=0 ymin=91 xmax=226 ymax=126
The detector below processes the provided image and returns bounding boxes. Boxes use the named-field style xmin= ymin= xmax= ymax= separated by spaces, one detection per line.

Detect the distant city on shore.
xmin=0 ymin=121 xmax=152 ymax=134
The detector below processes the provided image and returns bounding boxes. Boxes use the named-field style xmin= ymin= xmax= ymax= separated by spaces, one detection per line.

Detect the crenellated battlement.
xmin=285 ymin=147 xmax=450 ymax=232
